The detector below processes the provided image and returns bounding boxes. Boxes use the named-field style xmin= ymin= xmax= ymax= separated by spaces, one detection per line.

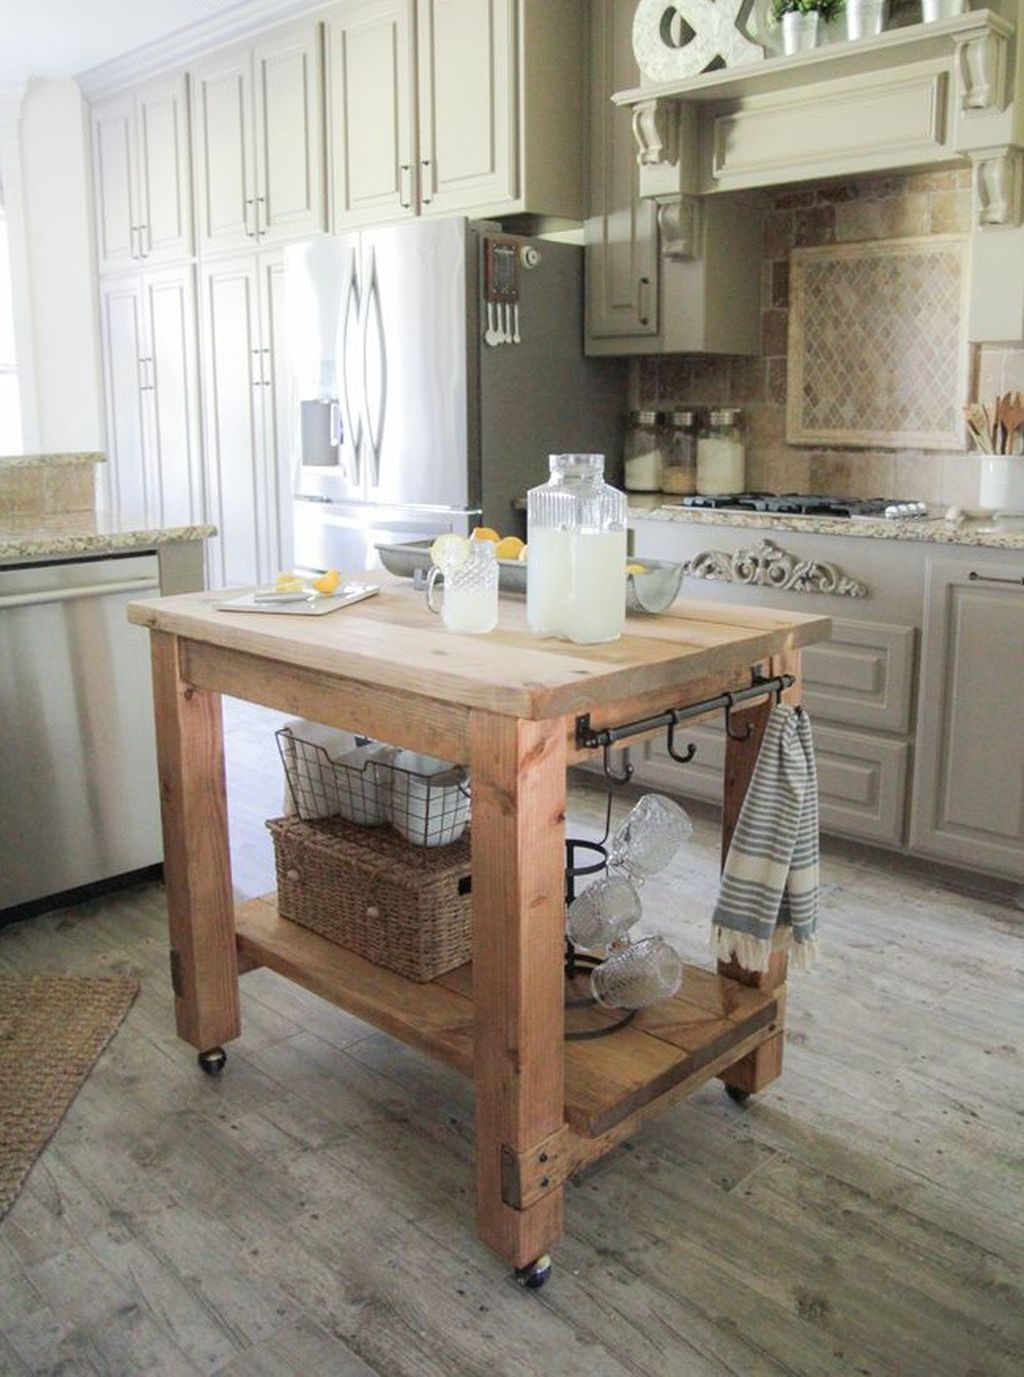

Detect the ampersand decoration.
xmin=632 ymin=0 xmax=764 ymax=83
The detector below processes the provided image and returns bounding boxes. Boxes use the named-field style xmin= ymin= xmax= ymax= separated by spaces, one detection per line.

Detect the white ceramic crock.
xmin=978 ymin=456 xmax=1024 ymax=515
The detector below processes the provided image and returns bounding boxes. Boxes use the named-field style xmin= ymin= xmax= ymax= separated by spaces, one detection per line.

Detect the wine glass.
xmin=566 ymin=873 xmax=642 ymax=951
xmin=591 ymin=936 xmax=684 ymax=1010
xmin=608 ymin=794 xmax=693 ymax=880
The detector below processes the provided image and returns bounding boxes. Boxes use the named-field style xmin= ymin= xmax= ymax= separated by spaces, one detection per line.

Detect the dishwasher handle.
xmin=0 ymin=576 xmax=160 ymax=611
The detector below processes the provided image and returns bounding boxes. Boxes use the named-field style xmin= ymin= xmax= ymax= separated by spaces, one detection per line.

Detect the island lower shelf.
xmin=236 ymin=896 xmax=781 ymax=1141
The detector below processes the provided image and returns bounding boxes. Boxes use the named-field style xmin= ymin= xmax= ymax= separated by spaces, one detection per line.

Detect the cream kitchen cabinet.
xmin=99 ymin=268 xmax=203 ymax=530
xmin=190 ymin=20 xmax=325 ymax=256
xmin=324 ymin=0 xmax=583 ymax=229
xmin=586 ymin=0 xmax=658 ymax=341
xmin=910 ymin=557 xmax=1024 ymax=880
xmin=198 ymin=252 xmax=290 ymax=588
xmin=92 ymin=74 xmax=192 ymax=274
xmin=584 ymin=0 xmax=760 ymax=356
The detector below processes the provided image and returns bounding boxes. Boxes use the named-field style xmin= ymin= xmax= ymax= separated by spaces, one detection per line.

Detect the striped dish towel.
xmin=711 ymin=703 xmax=819 ymax=972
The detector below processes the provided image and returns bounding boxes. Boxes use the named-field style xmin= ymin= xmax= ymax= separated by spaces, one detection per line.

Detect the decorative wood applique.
xmin=632 ymin=0 xmax=764 ymax=84
xmin=787 ymin=235 xmax=969 ymax=451
xmin=686 ymin=539 xmax=868 ymax=597
xmin=972 ymin=149 xmax=1023 ymax=227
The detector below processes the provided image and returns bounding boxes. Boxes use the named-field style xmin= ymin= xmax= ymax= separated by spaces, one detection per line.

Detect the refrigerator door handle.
xmin=362 ymin=249 xmax=387 ymax=490
xmin=340 ymin=254 xmax=363 ymax=487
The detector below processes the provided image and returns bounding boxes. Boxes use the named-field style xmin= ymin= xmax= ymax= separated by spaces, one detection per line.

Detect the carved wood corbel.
xmin=954 ymin=27 xmax=1008 ymax=114
xmin=971 ymin=148 xmax=1023 ymax=227
xmin=632 ymin=97 xmax=679 ymax=167
xmin=657 ymin=198 xmax=701 ymax=259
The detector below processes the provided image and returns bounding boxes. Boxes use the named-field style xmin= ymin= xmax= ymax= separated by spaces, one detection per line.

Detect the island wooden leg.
xmin=469 ymin=711 xmax=567 ymax=1271
xmin=718 ymin=653 xmax=801 ymax=1092
xmin=150 ymin=630 xmax=240 ymax=1053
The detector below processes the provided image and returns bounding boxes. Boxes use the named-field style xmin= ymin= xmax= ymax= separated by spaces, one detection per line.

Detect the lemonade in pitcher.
xmin=526 ymin=454 xmax=628 ymax=645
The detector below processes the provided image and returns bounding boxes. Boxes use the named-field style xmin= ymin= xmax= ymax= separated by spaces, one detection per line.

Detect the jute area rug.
xmin=0 ymin=973 xmax=138 ymax=1219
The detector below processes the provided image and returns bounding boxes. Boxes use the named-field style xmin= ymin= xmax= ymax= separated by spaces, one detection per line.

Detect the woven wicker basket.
xmin=266 ymin=815 xmax=472 ymax=982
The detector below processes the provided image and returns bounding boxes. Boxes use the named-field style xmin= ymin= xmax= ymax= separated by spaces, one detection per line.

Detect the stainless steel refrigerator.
xmin=284 ymin=217 xmax=625 ymax=572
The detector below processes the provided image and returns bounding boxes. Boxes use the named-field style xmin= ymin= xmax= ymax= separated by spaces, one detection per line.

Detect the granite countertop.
xmin=0 ymin=510 xmax=217 ymax=563
xmin=0 ymin=451 xmax=106 ymax=470
xmin=630 ymin=503 xmax=1024 ymax=551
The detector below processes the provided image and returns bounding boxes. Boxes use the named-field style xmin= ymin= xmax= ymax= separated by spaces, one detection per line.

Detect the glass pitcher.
xmin=526 ymin=453 xmax=628 ymax=645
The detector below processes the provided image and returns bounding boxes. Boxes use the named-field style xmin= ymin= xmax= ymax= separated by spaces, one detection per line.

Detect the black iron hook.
xmin=602 ymin=742 xmax=634 ymax=785
xmin=723 ymin=691 xmax=754 ymax=742
xmin=666 ymin=720 xmax=697 ymax=764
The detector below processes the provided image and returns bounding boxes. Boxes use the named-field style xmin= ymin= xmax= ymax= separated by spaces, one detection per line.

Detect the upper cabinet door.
xmin=191 ymin=46 xmax=258 ymax=255
xmin=252 ymin=21 xmax=326 ymax=245
xmin=416 ymin=0 xmax=517 ymax=216
xmin=135 ymin=74 xmax=193 ymax=265
xmin=92 ymin=95 xmax=139 ymax=273
xmin=325 ymin=0 xmax=416 ymax=228
xmin=585 ymin=0 xmax=659 ymax=343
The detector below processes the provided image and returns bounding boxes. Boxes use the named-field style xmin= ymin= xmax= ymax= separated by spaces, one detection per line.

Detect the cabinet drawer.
xmin=814 ymin=726 xmax=908 ymax=846
xmin=637 ymin=720 xmax=908 ymax=847
xmin=802 ymin=619 xmax=915 ymax=733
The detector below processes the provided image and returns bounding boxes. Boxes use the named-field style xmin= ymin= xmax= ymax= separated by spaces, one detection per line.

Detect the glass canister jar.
xmin=661 ymin=410 xmax=699 ymax=496
xmin=623 ymin=410 xmax=664 ymax=492
xmin=696 ymin=408 xmax=746 ymax=495
xmin=527 ymin=453 xmax=628 ymax=645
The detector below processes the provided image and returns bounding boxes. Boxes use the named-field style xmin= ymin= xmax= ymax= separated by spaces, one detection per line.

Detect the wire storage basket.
xmin=267 ymin=815 xmax=473 ymax=981
xmin=276 ymin=728 xmax=470 ymax=846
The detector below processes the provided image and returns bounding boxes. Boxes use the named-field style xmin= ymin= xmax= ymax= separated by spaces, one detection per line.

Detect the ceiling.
xmin=0 ymin=0 xmax=248 ymax=80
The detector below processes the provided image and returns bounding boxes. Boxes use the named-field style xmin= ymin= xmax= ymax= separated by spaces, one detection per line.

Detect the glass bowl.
xmin=626 ymin=559 xmax=685 ymax=614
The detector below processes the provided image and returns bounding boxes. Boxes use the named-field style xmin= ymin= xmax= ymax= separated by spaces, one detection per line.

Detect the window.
xmin=0 ymin=196 xmax=22 ymax=454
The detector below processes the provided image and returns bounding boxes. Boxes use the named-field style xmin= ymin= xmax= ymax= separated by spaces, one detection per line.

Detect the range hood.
xmin=613 ymin=9 xmax=1024 ymax=342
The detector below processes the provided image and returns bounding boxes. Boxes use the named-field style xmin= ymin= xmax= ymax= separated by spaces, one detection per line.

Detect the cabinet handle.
xmin=638 ymin=275 xmax=651 ymax=327
xmin=244 ymin=198 xmax=256 ymax=237
xmin=137 ymin=223 xmax=149 ymax=258
xmin=256 ymin=196 xmax=266 ymax=237
xmin=420 ymin=158 xmax=433 ymax=205
xmin=251 ymin=347 xmax=263 ymax=387
xmin=138 ymin=356 xmax=154 ymax=392
xmin=399 ymin=163 xmax=412 ymax=210
xmin=261 ymin=346 xmax=272 ymax=386
xmin=968 ymin=570 xmax=1024 ymax=587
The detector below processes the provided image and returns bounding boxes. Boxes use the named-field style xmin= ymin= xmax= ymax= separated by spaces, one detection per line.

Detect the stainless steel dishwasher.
xmin=0 ymin=551 xmax=164 ymax=914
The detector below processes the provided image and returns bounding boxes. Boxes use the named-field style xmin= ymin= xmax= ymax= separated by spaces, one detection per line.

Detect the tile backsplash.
xmin=637 ymin=169 xmax=1024 ymax=508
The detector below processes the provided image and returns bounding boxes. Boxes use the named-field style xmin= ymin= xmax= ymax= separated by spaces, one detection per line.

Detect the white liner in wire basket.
xmin=276 ymin=728 xmax=471 ymax=847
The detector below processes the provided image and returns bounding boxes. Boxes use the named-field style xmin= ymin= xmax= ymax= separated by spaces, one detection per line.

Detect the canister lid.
xmin=708 ymin=408 xmax=743 ymax=426
xmin=666 ymin=409 xmax=699 ymax=427
xmin=628 ymin=409 xmax=661 ymax=426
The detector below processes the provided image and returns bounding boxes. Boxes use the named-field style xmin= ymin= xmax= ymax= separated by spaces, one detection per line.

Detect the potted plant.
xmin=771 ymin=0 xmax=842 ymax=56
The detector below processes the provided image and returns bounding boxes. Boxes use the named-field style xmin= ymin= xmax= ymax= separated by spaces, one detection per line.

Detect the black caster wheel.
xmin=515 ymin=1254 xmax=552 ymax=1290
xmin=725 ymin=1084 xmax=751 ymax=1104
xmin=197 ymin=1047 xmax=227 ymax=1076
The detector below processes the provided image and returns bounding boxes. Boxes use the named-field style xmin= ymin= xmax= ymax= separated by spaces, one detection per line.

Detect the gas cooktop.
xmin=679 ymin=493 xmax=929 ymax=519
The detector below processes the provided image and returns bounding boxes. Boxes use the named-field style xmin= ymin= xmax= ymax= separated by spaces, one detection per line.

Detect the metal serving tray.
xmin=375 ymin=540 xmax=527 ymax=594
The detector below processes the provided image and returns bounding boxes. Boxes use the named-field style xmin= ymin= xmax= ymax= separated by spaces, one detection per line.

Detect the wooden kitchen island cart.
xmin=128 ymin=577 xmax=830 ymax=1283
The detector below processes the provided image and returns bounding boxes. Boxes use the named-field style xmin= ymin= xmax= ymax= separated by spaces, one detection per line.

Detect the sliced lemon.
xmin=494 ymin=535 xmax=525 ymax=561
xmin=429 ymin=532 xmax=471 ymax=571
xmin=518 ymin=544 xmax=528 ymax=562
xmin=313 ymin=568 xmax=341 ymax=595
xmin=275 ymin=571 xmax=306 ymax=592
xmin=470 ymin=526 xmax=500 ymax=544
xmin=625 ymin=562 xmax=647 ymax=576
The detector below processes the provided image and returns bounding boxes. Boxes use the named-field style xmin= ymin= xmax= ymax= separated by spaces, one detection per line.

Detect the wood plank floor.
xmin=1 ymin=699 xmax=1022 ymax=1376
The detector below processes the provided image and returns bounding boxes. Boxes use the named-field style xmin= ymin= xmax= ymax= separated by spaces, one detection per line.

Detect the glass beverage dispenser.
xmin=526 ymin=453 xmax=628 ymax=645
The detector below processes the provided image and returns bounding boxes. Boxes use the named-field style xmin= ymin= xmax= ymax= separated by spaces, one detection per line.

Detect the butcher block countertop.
xmin=127 ymin=573 xmax=831 ymax=723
